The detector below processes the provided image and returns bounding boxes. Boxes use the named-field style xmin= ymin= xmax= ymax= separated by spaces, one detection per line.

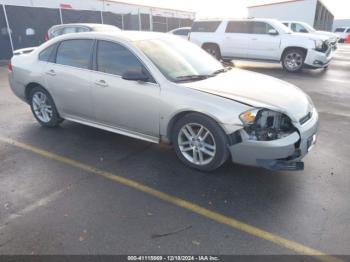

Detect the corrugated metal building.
xmin=0 ymin=0 xmax=195 ymax=60
xmin=248 ymin=0 xmax=334 ymax=31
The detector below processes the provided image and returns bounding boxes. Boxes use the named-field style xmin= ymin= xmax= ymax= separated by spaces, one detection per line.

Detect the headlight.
xmin=239 ymin=108 xmax=296 ymax=141
xmin=314 ymin=39 xmax=324 ymax=51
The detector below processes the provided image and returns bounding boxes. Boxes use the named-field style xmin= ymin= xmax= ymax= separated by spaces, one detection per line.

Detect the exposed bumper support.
xmin=228 ymin=109 xmax=319 ymax=171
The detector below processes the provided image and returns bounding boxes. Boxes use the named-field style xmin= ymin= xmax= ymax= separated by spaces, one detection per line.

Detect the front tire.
xmin=29 ymin=86 xmax=63 ymax=127
xmin=172 ymin=113 xmax=229 ymax=172
xmin=282 ymin=48 xmax=305 ymax=73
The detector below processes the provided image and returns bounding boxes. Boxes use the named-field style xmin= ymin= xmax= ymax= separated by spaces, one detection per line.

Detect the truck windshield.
xmin=135 ymin=37 xmax=224 ymax=82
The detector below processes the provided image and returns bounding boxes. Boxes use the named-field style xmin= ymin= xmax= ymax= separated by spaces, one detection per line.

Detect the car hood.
xmin=315 ymin=30 xmax=338 ymax=39
xmin=181 ymin=68 xmax=312 ymax=122
xmin=292 ymin=32 xmax=329 ymax=41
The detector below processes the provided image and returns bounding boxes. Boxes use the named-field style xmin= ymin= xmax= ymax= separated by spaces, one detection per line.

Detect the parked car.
xmin=8 ymin=31 xmax=318 ymax=171
xmin=189 ymin=18 xmax=333 ymax=72
xmin=334 ymin=27 xmax=350 ymax=43
xmin=282 ymin=21 xmax=338 ymax=50
xmin=45 ymin=23 xmax=121 ymax=40
xmin=167 ymin=27 xmax=191 ymax=39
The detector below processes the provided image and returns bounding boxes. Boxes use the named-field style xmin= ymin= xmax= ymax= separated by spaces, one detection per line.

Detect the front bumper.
xmin=229 ymin=109 xmax=319 ymax=171
xmin=304 ymin=48 xmax=333 ymax=68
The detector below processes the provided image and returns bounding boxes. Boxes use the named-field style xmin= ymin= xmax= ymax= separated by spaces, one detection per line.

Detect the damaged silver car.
xmin=8 ymin=31 xmax=318 ymax=171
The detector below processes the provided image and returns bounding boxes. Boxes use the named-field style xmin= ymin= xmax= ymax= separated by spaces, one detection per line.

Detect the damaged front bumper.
xmin=229 ymin=109 xmax=319 ymax=171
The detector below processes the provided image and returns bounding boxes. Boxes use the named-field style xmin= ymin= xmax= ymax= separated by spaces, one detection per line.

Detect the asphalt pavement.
xmin=0 ymin=45 xmax=350 ymax=260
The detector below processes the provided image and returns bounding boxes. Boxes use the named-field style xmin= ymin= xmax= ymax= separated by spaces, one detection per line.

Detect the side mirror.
xmin=122 ymin=68 xmax=149 ymax=82
xmin=268 ymin=29 xmax=279 ymax=36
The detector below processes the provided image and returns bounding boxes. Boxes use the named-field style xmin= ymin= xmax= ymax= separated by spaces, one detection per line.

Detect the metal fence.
xmin=0 ymin=4 xmax=194 ymax=60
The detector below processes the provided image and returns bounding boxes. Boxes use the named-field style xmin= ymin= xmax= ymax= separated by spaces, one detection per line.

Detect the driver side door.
xmin=90 ymin=40 xmax=160 ymax=140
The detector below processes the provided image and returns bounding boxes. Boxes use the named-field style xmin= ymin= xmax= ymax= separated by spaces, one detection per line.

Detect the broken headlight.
xmin=239 ymin=109 xmax=296 ymax=141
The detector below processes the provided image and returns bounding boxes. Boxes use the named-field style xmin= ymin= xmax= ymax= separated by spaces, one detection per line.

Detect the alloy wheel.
xmin=284 ymin=52 xmax=303 ymax=71
xmin=32 ymin=91 xmax=53 ymax=123
xmin=177 ymin=123 xmax=216 ymax=166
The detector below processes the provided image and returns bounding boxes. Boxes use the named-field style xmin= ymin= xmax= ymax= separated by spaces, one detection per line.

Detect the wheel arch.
xmin=25 ymin=82 xmax=47 ymax=103
xmin=201 ymin=42 xmax=220 ymax=49
xmin=280 ymin=46 xmax=308 ymax=61
xmin=166 ymin=110 xmax=226 ymax=144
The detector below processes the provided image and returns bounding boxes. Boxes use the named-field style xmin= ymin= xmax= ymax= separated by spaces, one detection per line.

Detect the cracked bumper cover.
xmin=229 ymin=109 xmax=319 ymax=171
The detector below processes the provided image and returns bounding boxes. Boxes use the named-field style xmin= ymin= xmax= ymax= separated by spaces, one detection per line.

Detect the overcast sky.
xmin=118 ymin=0 xmax=350 ymax=19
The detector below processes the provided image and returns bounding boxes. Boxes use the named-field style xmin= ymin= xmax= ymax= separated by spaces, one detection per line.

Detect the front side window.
xmin=291 ymin=23 xmax=308 ymax=33
xmin=135 ymin=37 xmax=223 ymax=82
xmin=39 ymin=44 xmax=56 ymax=62
xmin=226 ymin=21 xmax=250 ymax=33
xmin=96 ymin=40 xmax=144 ymax=76
xmin=251 ymin=22 xmax=274 ymax=34
xmin=56 ymin=39 xmax=93 ymax=69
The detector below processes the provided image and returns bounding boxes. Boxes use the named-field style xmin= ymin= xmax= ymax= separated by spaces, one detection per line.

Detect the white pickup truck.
xmin=189 ymin=18 xmax=333 ymax=72
xmin=281 ymin=21 xmax=338 ymax=49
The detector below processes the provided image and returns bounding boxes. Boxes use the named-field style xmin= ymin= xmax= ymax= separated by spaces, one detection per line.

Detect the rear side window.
xmin=39 ymin=44 xmax=56 ymax=62
xmin=77 ymin=27 xmax=90 ymax=32
xmin=226 ymin=21 xmax=250 ymax=33
xmin=173 ymin=29 xmax=190 ymax=36
xmin=56 ymin=39 xmax=93 ymax=69
xmin=251 ymin=22 xmax=275 ymax=34
xmin=50 ymin=28 xmax=63 ymax=38
xmin=96 ymin=40 xmax=144 ymax=76
xmin=335 ymin=28 xmax=345 ymax=32
xmin=191 ymin=21 xmax=221 ymax=32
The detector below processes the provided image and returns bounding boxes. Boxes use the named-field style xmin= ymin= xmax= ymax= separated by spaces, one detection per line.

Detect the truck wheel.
xmin=29 ymin=86 xmax=63 ymax=127
xmin=282 ymin=49 xmax=305 ymax=73
xmin=203 ymin=44 xmax=221 ymax=60
xmin=172 ymin=113 xmax=229 ymax=172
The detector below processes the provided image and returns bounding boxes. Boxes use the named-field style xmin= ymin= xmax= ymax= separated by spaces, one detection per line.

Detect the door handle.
xmin=46 ymin=69 xmax=56 ymax=76
xmin=94 ymin=79 xmax=108 ymax=87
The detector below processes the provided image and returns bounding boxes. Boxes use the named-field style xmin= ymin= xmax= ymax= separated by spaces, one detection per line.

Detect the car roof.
xmin=50 ymin=23 xmax=119 ymax=30
xmin=52 ymin=30 xmax=172 ymax=42
xmin=193 ymin=18 xmax=279 ymax=23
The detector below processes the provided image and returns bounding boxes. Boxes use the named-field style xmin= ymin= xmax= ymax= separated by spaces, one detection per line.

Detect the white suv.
xmin=189 ymin=18 xmax=333 ymax=72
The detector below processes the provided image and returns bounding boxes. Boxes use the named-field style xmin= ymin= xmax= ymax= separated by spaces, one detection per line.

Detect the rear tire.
xmin=282 ymin=48 xmax=305 ymax=73
xmin=172 ymin=113 xmax=229 ymax=172
xmin=202 ymin=44 xmax=221 ymax=60
xmin=29 ymin=86 xmax=63 ymax=127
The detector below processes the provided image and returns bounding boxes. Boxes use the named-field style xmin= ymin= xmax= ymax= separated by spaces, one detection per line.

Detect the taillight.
xmin=44 ymin=32 xmax=49 ymax=41
xmin=7 ymin=60 xmax=13 ymax=72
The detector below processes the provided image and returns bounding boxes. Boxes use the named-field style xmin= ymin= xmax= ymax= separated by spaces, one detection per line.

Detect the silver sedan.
xmin=8 ymin=31 xmax=318 ymax=171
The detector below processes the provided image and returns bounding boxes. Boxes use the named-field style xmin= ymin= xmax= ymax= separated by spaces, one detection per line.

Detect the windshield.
xmin=300 ymin=22 xmax=316 ymax=32
xmin=135 ymin=37 xmax=224 ymax=82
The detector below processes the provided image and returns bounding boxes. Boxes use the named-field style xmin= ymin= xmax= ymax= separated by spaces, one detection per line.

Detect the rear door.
xmin=44 ymin=39 xmax=95 ymax=120
xmin=221 ymin=21 xmax=251 ymax=58
xmin=246 ymin=21 xmax=281 ymax=61
xmin=90 ymin=40 xmax=160 ymax=137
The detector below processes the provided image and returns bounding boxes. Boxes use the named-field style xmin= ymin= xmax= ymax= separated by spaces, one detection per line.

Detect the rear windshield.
xmin=335 ymin=28 xmax=345 ymax=32
xmin=191 ymin=21 xmax=221 ymax=32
